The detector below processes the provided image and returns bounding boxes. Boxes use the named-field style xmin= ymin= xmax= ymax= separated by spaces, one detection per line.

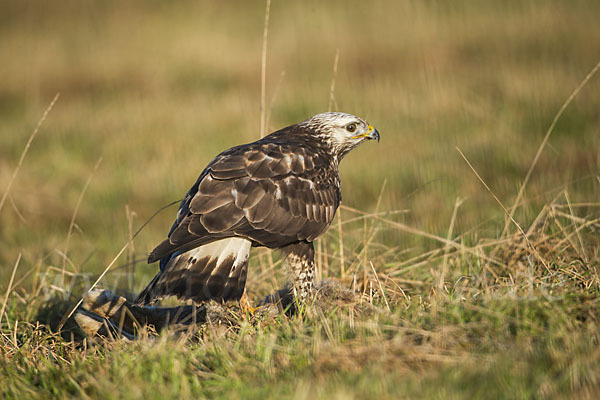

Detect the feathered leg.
xmin=135 ymin=238 xmax=251 ymax=305
xmin=284 ymin=241 xmax=316 ymax=301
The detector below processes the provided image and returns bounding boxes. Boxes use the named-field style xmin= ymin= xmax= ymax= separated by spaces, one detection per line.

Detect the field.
xmin=1 ymin=0 xmax=600 ymax=398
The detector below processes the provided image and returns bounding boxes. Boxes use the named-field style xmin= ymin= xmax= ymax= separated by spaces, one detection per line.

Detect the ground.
xmin=1 ymin=0 xmax=600 ymax=398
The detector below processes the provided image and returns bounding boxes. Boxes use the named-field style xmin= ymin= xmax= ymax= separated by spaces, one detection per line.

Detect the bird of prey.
xmin=135 ymin=112 xmax=380 ymax=307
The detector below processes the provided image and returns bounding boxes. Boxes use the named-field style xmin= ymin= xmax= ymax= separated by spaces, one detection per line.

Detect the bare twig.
xmin=0 ymin=93 xmax=60 ymax=215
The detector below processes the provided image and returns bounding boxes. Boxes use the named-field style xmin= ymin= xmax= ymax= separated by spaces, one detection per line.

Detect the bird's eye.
xmin=346 ymin=123 xmax=357 ymax=133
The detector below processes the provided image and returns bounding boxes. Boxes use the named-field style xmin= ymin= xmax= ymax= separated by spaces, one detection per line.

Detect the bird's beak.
xmin=352 ymin=125 xmax=380 ymax=142
xmin=368 ymin=126 xmax=380 ymax=142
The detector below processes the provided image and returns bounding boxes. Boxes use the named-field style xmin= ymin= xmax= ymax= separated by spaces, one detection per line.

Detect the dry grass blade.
xmin=259 ymin=0 xmax=271 ymax=138
xmin=369 ymin=261 xmax=390 ymax=311
xmin=125 ymin=205 xmax=137 ymax=294
xmin=337 ymin=208 xmax=345 ymax=278
xmin=456 ymin=147 xmax=551 ymax=273
xmin=1 ymin=253 xmax=21 ymax=329
xmin=266 ymin=70 xmax=286 ymax=132
xmin=63 ymin=157 xmax=103 ymax=270
xmin=8 ymin=194 xmax=27 ymax=224
xmin=328 ymin=48 xmax=340 ymax=112
xmin=502 ymin=60 xmax=600 ymax=238
xmin=0 ymin=93 xmax=60 ymax=215
xmin=552 ymin=215 xmax=600 ymax=251
xmin=345 ymin=181 xmax=386 ymax=280
xmin=370 ymin=211 xmax=503 ymax=268
xmin=439 ymin=197 xmax=463 ymax=290
xmin=57 ymin=199 xmax=182 ymax=331
xmin=563 ymin=190 xmax=589 ymax=263
xmin=326 ymin=47 xmax=344 ymax=277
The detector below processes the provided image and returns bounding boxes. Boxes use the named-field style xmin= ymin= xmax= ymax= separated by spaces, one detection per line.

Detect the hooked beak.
xmin=369 ymin=126 xmax=380 ymax=142
xmin=352 ymin=125 xmax=380 ymax=142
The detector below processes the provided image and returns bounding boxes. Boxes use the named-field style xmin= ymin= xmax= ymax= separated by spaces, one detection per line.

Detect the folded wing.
xmin=148 ymin=138 xmax=341 ymax=265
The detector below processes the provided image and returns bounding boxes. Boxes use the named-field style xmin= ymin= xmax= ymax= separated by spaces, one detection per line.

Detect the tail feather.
xmin=135 ymin=238 xmax=251 ymax=305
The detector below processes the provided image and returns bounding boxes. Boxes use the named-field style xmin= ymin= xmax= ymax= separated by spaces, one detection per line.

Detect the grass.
xmin=1 ymin=0 xmax=600 ymax=398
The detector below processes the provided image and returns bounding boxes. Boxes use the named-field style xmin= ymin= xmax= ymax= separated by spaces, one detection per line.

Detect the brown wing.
xmin=148 ymin=135 xmax=340 ymax=264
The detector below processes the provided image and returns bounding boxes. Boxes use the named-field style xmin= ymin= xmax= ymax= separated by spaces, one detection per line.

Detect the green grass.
xmin=1 ymin=0 xmax=600 ymax=398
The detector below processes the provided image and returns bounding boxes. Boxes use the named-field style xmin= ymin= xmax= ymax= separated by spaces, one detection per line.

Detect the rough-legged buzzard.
xmin=135 ymin=112 xmax=380 ymax=306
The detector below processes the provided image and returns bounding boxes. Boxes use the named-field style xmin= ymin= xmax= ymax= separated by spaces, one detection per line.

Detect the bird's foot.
xmin=239 ymin=290 xmax=259 ymax=316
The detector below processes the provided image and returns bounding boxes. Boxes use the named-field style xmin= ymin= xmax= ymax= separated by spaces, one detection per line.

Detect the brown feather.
xmin=189 ymin=190 xmax=233 ymax=214
xmin=245 ymin=191 xmax=274 ymax=223
xmin=233 ymin=179 xmax=264 ymax=209
xmin=200 ymin=203 xmax=244 ymax=232
xmin=141 ymin=117 xmax=358 ymax=304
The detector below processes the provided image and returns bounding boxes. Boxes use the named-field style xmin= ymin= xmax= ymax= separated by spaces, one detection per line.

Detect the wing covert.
xmin=149 ymin=137 xmax=341 ymax=264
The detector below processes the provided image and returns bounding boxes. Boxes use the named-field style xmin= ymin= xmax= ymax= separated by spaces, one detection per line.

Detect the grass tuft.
xmin=1 ymin=0 xmax=600 ymax=398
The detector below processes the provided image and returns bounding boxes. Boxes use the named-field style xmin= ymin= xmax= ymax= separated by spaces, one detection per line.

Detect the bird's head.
xmin=299 ymin=112 xmax=380 ymax=161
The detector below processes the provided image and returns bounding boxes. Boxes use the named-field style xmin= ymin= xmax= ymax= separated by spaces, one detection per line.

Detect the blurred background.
xmin=1 ymin=0 xmax=599 ymax=291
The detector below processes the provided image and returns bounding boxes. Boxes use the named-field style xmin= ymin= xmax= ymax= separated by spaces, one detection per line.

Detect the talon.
xmin=240 ymin=290 xmax=259 ymax=315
